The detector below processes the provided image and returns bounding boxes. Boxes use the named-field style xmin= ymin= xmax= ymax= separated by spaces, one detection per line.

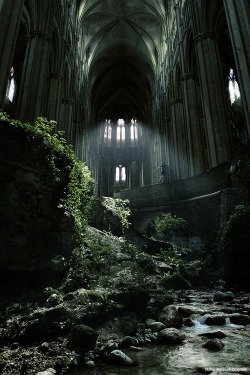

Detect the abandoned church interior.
xmin=0 ymin=1 xmax=250 ymax=374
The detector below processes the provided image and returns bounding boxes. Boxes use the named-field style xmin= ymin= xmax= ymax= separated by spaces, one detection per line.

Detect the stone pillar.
xmin=170 ymin=98 xmax=188 ymax=180
xmin=16 ymin=1 xmax=56 ymax=122
xmin=60 ymin=98 xmax=74 ymax=143
xmin=46 ymin=73 xmax=64 ymax=122
xmin=0 ymin=0 xmax=24 ymax=107
xmin=223 ymin=0 xmax=250 ymax=138
xmin=181 ymin=73 xmax=207 ymax=175
xmin=194 ymin=32 xmax=232 ymax=167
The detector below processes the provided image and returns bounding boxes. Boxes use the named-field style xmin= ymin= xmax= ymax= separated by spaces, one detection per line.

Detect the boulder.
xmin=159 ymin=305 xmax=183 ymax=328
xmin=36 ymin=370 xmax=56 ymax=375
xmin=68 ymin=325 xmax=98 ymax=351
xmin=202 ymin=338 xmax=224 ymax=351
xmin=214 ymin=291 xmax=235 ymax=302
xmin=199 ymin=330 xmax=226 ymax=339
xmin=161 ymin=274 xmax=191 ymax=290
xmin=204 ymin=315 xmax=226 ymax=326
xmin=229 ymin=314 xmax=250 ymax=326
xmin=179 ymin=261 xmax=212 ymax=287
xmin=157 ymin=328 xmax=186 ymax=344
xmin=147 ymin=321 xmax=166 ymax=332
xmin=109 ymin=350 xmax=134 ymax=366
xmin=120 ymin=336 xmax=139 ymax=347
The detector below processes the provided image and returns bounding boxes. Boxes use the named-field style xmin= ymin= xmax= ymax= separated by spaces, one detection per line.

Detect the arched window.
xmin=104 ymin=119 xmax=112 ymax=139
xmin=6 ymin=67 xmax=17 ymax=102
xmin=130 ymin=119 xmax=138 ymax=140
xmin=115 ymin=164 xmax=126 ymax=183
xmin=228 ymin=68 xmax=240 ymax=105
xmin=117 ymin=119 xmax=125 ymax=141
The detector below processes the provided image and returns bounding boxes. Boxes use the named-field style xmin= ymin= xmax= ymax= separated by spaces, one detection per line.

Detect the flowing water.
xmin=67 ymin=291 xmax=250 ymax=375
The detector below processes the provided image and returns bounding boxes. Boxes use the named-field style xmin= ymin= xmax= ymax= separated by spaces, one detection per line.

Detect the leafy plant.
xmin=100 ymin=293 xmax=123 ymax=312
xmin=102 ymin=197 xmax=131 ymax=232
xmin=147 ymin=213 xmax=189 ymax=242
xmin=0 ymin=110 xmax=95 ymax=241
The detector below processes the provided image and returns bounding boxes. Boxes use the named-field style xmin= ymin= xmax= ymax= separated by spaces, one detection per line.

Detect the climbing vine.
xmin=0 ymin=110 xmax=95 ymax=241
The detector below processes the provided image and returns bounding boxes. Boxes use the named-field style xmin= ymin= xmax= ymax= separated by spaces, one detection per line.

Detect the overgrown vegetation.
xmin=102 ymin=196 xmax=131 ymax=233
xmin=146 ymin=213 xmax=189 ymax=243
xmin=0 ymin=110 xmax=95 ymax=241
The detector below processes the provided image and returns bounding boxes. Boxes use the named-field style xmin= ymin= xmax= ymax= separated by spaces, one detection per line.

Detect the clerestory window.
xmin=6 ymin=67 xmax=16 ymax=102
xmin=130 ymin=119 xmax=138 ymax=140
xmin=228 ymin=68 xmax=240 ymax=105
xmin=117 ymin=118 xmax=125 ymax=141
xmin=104 ymin=119 xmax=112 ymax=139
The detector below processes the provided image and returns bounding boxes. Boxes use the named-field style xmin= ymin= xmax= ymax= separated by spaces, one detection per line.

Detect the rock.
xmin=18 ymin=319 xmax=63 ymax=344
xmin=36 ymin=369 xmax=56 ymax=375
xmin=68 ymin=325 xmax=98 ymax=351
xmin=202 ymin=338 xmax=224 ymax=351
xmin=161 ymin=274 xmax=191 ymax=290
xmin=199 ymin=330 xmax=226 ymax=338
xmin=147 ymin=321 xmax=166 ymax=332
xmin=214 ymin=291 xmax=235 ymax=302
xmin=45 ymin=293 xmax=63 ymax=308
xmin=159 ymin=305 xmax=183 ymax=328
xmin=177 ymin=306 xmax=194 ymax=317
xmin=85 ymin=360 xmax=95 ymax=367
xmin=109 ymin=350 xmax=135 ymax=366
xmin=117 ymin=316 xmax=139 ymax=335
xmin=183 ymin=318 xmax=195 ymax=326
xmin=120 ymin=336 xmax=138 ymax=347
xmin=157 ymin=328 xmax=186 ymax=344
xmin=229 ymin=314 xmax=250 ymax=325
xmin=179 ymin=261 xmax=212 ymax=287
xmin=204 ymin=315 xmax=226 ymax=326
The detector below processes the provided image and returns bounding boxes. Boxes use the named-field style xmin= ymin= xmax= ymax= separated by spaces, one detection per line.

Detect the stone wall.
xmin=0 ymin=121 xmax=75 ymax=272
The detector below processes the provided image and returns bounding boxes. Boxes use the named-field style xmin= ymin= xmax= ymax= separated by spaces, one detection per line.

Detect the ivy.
xmin=0 ymin=110 xmax=95 ymax=241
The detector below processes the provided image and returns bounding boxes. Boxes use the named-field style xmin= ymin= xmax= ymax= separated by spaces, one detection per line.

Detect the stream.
xmin=67 ymin=290 xmax=250 ymax=375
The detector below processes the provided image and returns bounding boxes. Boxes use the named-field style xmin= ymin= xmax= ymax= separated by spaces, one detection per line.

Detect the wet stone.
xmin=199 ymin=330 xmax=227 ymax=338
xmin=204 ymin=315 xmax=226 ymax=326
xmin=202 ymin=338 xmax=225 ymax=351
xmin=157 ymin=328 xmax=186 ymax=344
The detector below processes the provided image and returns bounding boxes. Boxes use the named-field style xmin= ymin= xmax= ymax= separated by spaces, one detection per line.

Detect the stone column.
xmin=60 ymin=98 xmax=74 ymax=143
xmin=0 ymin=0 xmax=24 ymax=107
xmin=170 ymin=98 xmax=189 ymax=180
xmin=223 ymin=0 xmax=250 ymax=137
xmin=194 ymin=32 xmax=232 ymax=167
xmin=16 ymin=0 xmax=56 ymax=122
xmin=46 ymin=73 xmax=64 ymax=122
xmin=181 ymin=73 xmax=207 ymax=175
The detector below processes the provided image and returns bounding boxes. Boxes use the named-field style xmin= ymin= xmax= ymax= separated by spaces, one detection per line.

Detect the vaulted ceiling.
xmin=78 ymin=0 xmax=167 ymax=122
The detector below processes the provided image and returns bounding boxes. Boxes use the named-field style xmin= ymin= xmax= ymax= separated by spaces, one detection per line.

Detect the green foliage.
xmin=230 ymin=142 xmax=250 ymax=201
xmin=218 ymin=204 xmax=250 ymax=254
xmin=99 ymin=293 xmax=123 ymax=312
xmin=136 ymin=252 xmax=155 ymax=272
xmin=148 ymin=213 xmax=189 ymax=242
xmin=0 ymin=110 xmax=95 ymax=241
xmin=102 ymin=197 xmax=131 ymax=232
xmin=159 ymin=247 xmax=182 ymax=267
